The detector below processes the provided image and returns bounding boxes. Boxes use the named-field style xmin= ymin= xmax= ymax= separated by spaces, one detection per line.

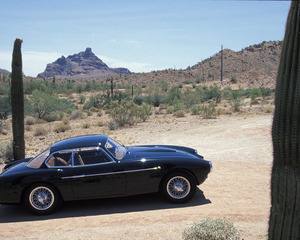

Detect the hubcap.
xmin=167 ymin=176 xmax=190 ymax=199
xmin=29 ymin=186 xmax=54 ymax=211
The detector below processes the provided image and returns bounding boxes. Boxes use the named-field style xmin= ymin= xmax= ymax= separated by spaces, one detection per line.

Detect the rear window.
xmin=27 ymin=150 xmax=50 ymax=169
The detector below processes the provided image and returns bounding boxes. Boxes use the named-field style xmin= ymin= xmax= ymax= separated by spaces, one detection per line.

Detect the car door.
xmin=60 ymin=147 xmax=126 ymax=200
xmin=118 ymin=158 xmax=162 ymax=196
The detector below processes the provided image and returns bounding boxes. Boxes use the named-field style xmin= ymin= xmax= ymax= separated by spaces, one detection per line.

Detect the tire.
xmin=24 ymin=183 xmax=61 ymax=215
xmin=161 ymin=171 xmax=196 ymax=203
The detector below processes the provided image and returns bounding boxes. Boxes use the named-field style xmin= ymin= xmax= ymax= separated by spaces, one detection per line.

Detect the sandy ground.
xmin=0 ymin=113 xmax=273 ymax=240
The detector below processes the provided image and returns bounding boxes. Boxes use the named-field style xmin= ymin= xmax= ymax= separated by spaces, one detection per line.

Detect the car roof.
xmin=50 ymin=134 xmax=109 ymax=153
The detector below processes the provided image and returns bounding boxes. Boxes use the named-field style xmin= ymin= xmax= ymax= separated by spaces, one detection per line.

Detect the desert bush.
xmin=174 ymin=110 xmax=185 ymax=118
xmin=107 ymin=100 xmax=152 ymax=127
xmin=34 ymin=127 xmax=48 ymax=136
xmin=201 ymin=103 xmax=220 ymax=119
xmin=25 ymin=116 xmax=36 ymax=125
xmin=146 ymin=93 xmax=165 ymax=107
xmin=133 ymin=94 xmax=144 ymax=105
xmin=0 ymin=141 xmax=13 ymax=164
xmin=228 ymin=90 xmax=244 ymax=112
xmin=29 ymin=90 xmax=76 ymax=120
xmin=54 ymin=123 xmax=71 ymax=133
xmin=136 ymin=104 xmax=152 ymax=122
xmin=43 ymin=112 xmax=61 ymax=122
xmin=83 ymin=94 xmax=103 ymax=109
xmin=108 ymin=120 xmax=119 ymax=130
xmin=260 ymin=87 xmax=273 ymax=99
xmin=263 ymin=104 xmax=274 ymax=113
xmin=191 ymin=105 xmax=201 ymax=115
xmin=0 ymin=96 xmax=11 ymax=119
xmin=69 ymin=110 xmax=85 ymax=120
xmin=78 ymin=95 xmax=86 ymax=104
xmin=182 ymin=218 xmax=240 ymax=240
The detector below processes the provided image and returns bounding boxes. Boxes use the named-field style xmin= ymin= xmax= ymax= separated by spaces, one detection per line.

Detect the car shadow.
xmin=0 ymin=188 xmax=211 ymax=223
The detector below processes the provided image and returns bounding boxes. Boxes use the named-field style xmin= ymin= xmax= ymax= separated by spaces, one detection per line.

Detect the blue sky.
xmin=0 ymin=0 xmax=291 ymax=77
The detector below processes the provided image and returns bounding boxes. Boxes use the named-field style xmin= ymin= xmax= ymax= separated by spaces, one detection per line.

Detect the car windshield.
xmin=27 ymin=149 xmax=50 ymax=169
xmin=105 ymin=138 xmax=127 ymax=160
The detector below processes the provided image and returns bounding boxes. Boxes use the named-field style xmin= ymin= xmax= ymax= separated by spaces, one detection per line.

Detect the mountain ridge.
xmin=37 ymin=48 xmax=131 ymax=79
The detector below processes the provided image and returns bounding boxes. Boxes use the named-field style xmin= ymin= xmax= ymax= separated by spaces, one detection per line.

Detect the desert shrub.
xmin=0 ymin=141 xmax=13 ymax=164
xmin=107 ymin=100 xmax=139 ymax=126
xmin=165 ymin=86 xmax=181 ymax=105
xmin=263 ymin=104 xmax=274 ymax=113
xmin=133 ymin=94 xmax=144 ymax=105
xmin=166 ymin=106 xmax=174 ymax=114
xmin=174 ymin=110 xmax=185 ymax=118
xmin=0 ymin=83 xmax=10 ymax=96
xmin=54 ymin=123 xmax=71 ymax=133
xmin=83 ymin=94 xmax=103 ymax=109
xmin=201 ymin=103 xmax=219 ymax=119
xmin=34 ymin=127 xmax=48 ymax=136
xmin=43 ymin=112 xmax=61 ymax=122
xmin=29 ymin=90 xmax=76 ymax=120
xmin=107 ymin=100 xmax=151 ymax=127
xmin=136 ymin=104 xmax=152 ymax=122
xmin=0 ymin=96 xmax=11 ymax=119
xmin=69 ymin=110 xmax=85 ymax=120
xmin=191 ymin=105 xmax=201 ymax=115
xmin=182 ymin=218 xmax=240 ymax=240
xmin=146 ymin=93 xmax=165 ymax=107
xmin=228 ymin=89 xmax=244 ymax=112
xmin=78 ymin=95 xmax=86 ymax=104
xmin=24 ymin=79 xmax=47 ymax=94
xmin=260 ymin=87 xmax=273 ymax=99
xmin=182 ymin=89 xmax=201 ymax=108
xmin=25 ymin=116 xmax=36 ymax=125
xmin=108 ymin=120 xmax=119 ymax=130
xmin=231 ymin=76 xmax=237 ymax=84
xmin=0 ymin=118 xmax=8 ymax=135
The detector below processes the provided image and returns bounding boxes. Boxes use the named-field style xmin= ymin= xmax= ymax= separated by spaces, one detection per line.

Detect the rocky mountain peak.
xmin=37 ymin=48 xmax=131 ymax=79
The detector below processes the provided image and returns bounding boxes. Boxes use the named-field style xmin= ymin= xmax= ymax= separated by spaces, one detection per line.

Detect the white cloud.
xmin=0 ymin=50 xmax=62 ymax=77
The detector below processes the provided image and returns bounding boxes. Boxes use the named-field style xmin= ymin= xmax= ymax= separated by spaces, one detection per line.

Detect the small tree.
xmin=11 ymin=38 xmax=25 ymax=160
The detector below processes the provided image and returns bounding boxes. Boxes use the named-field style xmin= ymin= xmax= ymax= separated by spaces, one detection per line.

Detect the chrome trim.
xmin=61 ymin=166 xmax=161 ymax=179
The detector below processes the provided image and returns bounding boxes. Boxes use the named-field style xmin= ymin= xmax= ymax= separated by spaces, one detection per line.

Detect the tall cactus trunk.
xmin=11 ymin=38 xmax=25 ymax=160
xmin=269 ymin=2 xmax=300 ymax=239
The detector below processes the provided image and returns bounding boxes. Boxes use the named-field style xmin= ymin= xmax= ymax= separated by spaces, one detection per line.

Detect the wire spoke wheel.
xmin=167 ymin=176 xmax=191 ymax=199
xmin=29 ymin=186 xmax=55 ymax=211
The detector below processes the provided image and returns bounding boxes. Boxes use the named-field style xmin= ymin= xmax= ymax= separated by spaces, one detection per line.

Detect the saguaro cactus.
xmin=269 ymin=2 xmax=300 ymax=239
xmin=11 ymin=38 xmax=25 ymax=160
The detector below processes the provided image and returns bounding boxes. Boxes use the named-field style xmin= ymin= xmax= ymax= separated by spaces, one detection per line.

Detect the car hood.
xmin=123 ymin=145 xmax=200 ymax=161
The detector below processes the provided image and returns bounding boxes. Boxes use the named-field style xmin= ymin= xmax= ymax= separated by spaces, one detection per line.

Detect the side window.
xmin=46 ymin=151 xmax=72 ymax=167
xmin=74 ymin=148 xmax=111 ymax=166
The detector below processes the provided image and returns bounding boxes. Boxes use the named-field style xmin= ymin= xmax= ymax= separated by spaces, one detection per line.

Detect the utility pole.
xmin=221 ymin=45 xmax=223 ymax=83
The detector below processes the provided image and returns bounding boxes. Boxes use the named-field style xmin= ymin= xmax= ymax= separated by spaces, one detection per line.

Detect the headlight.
xmin=209 ymin=161 xmax=213 ymax=172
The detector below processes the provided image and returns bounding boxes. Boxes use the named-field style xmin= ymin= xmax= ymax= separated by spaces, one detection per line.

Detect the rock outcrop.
xmin=37 ymin=48 xmax=131 ymax=79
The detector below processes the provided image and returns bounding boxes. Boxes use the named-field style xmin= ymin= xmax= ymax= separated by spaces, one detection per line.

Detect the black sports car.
xmin=0 ymin=135 xmax=212 ymax=215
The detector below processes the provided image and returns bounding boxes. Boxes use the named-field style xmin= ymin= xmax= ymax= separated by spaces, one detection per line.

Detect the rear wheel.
xmin=24 ymin=183 xmax=61 ymax=215
xmin=161 ymin=171 xmax=196 ymax=203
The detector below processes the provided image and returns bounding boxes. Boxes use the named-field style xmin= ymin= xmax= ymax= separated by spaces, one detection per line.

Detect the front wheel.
xmin=161 ymin=172 xmax=196 ymax=203
xmin=24 ymin=183 xmax=61 ymax=215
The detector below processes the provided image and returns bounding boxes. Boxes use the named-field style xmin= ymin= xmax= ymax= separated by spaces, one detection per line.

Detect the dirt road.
xmin=0 ymin=114 xmax=273 ymax=239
